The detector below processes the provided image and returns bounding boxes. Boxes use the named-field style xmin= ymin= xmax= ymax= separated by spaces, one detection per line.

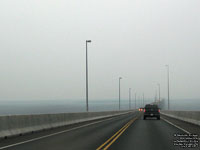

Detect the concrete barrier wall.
xmin=0 ymin=110 xmax=133 ymax=139
xmin=161 ymin=110 xmax=200 ymax=126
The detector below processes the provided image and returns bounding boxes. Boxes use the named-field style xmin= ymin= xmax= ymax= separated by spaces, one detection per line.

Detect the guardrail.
xmin=161 ymin=110 xmax=200 ymax=126
xmin=0 ymin=110 xmax=134 ymax=139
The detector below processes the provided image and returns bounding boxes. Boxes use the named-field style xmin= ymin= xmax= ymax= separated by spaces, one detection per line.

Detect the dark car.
xmin=143 ymin=104 xmax=160 ymax=120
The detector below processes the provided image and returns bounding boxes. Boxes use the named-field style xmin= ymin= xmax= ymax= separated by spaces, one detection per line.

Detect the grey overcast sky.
xmin=0 ymin=0 xmax=199 ymax=101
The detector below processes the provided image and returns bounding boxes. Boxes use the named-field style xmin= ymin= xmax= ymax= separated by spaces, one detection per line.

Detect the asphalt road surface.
xmin=0 ymin=111 xmax=199 ymax=150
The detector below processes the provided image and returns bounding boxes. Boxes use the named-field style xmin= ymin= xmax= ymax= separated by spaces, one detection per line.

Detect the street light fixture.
xmin=135 ymin=93 xmax=137 ymax=109
xmin=142 ymin=93 xmax=144 ymax=107
xmin=157 ymin=83 xmax=160 ymax=102
xmin=129 ymin=88 xmax=131 ymax=110
xmin=86 ymin=40 xmax=92 ymax=112
xmin=119 ymin=77 xmax=122 ymax=110
xmin=165 ymin=65 xmax=170 ymax=110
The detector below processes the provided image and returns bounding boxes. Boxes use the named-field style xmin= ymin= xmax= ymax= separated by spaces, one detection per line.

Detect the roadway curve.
xmin=0 ymin=111 xmax=199 ymax=150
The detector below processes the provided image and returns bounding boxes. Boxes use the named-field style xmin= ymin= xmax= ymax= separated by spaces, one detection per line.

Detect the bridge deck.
xmin=0 ymin=112 xmax=199 ymax=150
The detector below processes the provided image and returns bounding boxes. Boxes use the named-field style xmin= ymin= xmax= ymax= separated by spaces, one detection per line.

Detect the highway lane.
xmin=0 ymin=112 xmax=139 ymax=150
xmin=104 ymin=115 xmax=199 ymax=150
xmin=0 ymin=111 xmax=199 ymax=150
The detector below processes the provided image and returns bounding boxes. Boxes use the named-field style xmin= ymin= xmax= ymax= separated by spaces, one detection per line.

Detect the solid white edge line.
xmin=161 ymin=117 xmax=190 ymax=134
xmin=161 ymin=117 xmax=200 ymax=141
xmin=0 ymin=117 xmax=117 ymax=150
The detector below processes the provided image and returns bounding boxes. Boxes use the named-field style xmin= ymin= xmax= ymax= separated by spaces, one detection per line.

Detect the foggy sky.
xmin=0 ymin=0 xmax=199 ymax=101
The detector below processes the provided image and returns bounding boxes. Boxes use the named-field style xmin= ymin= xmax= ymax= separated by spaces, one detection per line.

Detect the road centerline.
xmin=96 ymin=117 xmax=137 ymax=150
xmin=96 ymin=119 xmax=132 ymax=150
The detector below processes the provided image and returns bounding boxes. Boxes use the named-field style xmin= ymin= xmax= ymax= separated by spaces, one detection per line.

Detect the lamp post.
xmin=119 ymin=77 xmax=122 ymax=110
xmin=129 ymin=88 xmax=131 ymax=110
xmin=165 ymin=65 xmax=170 ymax=110
xmin=135 ymin=93 xmax=137 ymax=109
xmin=142 ymin=93 xmax=144 ymax=107
xmin=86 ymin=40 xmax=91 ymax=112
xmin=155 ymin=90 xmax=157 ymax=102
xmin=157 ymin=83 xmax=160 ymax=102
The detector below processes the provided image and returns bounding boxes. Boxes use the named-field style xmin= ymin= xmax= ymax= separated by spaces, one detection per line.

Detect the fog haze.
xmin=0 ymin=0 xmax=199 ymax=101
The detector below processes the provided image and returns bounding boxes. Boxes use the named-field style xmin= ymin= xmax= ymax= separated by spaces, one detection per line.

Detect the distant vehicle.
xmin=143 ymin=104 xmax=160 ymax=120
xmin=138 ymin=107 xmax=144 ymax=112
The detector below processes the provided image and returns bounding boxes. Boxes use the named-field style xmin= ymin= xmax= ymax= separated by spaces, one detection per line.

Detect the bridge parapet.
xmin=0 ymin=110 xmax=134 ymax=139
xmin=161 ymin=110 xmax=200 ymax=126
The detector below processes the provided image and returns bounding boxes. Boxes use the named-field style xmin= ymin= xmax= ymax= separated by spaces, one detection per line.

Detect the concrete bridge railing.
xmin=161 ymin=110 xmax=200 ymax=126
xmin=0 ymin=110 xmax=134 ymax=139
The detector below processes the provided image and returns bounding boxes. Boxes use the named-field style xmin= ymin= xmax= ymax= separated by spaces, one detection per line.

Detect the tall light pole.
xmin=135 ymin=93 xmax=137 ymax=109
xmin=129 ymin=88 xmax=131 ymax=110
xmin=166 ymin=65 xmax=170 ymax=110
xmin=119 ymin=77 xmax=122 ymax=110
xmin=142 ymin=93 xmax=144 ymax=107
xmin=155 ymin=90 xmax=157 ymax=102
xmin=86 ymin=40 xmax=91 ymax=112
xmin=157 ymin=83 xmax=160 ymax=102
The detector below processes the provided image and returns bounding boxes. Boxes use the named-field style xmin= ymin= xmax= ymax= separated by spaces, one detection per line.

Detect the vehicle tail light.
xmin=144 ymin=109 xmax=146 ymax=112
xmin=158 ymin=109 xmax=160 ymax=113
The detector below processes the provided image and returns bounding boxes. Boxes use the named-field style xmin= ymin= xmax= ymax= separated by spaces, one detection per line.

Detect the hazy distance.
xmin=0 ymin=0 xmax=199 ymax=102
